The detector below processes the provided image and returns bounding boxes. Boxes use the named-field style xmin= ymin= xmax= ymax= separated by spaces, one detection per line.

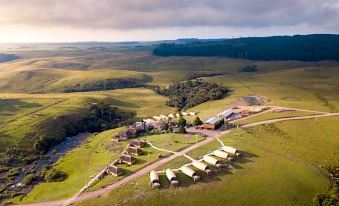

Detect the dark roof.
xmin=127 ymin=146 xmax=143 ymax=154
xmin=120 ymin=153 xmax=136 ymax=162
xmin=130 ymin=139 xmax=145 ymax=147
xmin=107 ymin=165 xmax=123 ymax=174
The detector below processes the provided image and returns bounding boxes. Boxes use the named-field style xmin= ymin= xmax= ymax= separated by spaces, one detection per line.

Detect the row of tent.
xmin=150 ymin=146 xmax=241 ymax=188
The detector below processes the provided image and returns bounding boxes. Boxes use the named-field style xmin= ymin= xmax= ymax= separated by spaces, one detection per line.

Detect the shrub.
xmin=192 ymin=116 xmax=203 ymax=126
xmin=44 ymin=169 xmax=67 ymax=182
xmin=23 ymin=174 xmax=38 ymax=185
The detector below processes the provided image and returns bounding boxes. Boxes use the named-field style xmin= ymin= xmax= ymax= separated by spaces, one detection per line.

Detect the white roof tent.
xmin=218 ymin=108 xmax=233 ymax=119
xmin=221 ymin=146 xmax=242 ymax=157
xmin=203 ymin=155 xmax=225 ymax=168
xmin=205 ymin=116 xmax=221 ymax=125
xmin=192 ymin=161 xmax=213 ymax=176
xmin=165 ymin=169 xmax=179 ymax=186
xmin=180 ymin=166 xmax=200 ymax=182
xmin=212 ymin=150 xmax=234 ymax=162
xmin=150 ymin=171 xmax=160 ymax=189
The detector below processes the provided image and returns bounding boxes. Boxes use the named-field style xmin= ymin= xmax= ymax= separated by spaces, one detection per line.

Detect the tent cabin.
xmin=130 ymin=139 xmax=145 ymax=148
xmin=192 ymin=161 xmax=213 ymax=176
xmin=212 ymin=150 xmax=229 ymax=159
xmin=203 ymin=155 xmax=224 ymax=168
xmin=120 ymin=152 xmax=136 ymax=166
xmin=160 ymin=114 xmax=169 ymax=120
xmin=189 ymin=112 xmax=196 ymax=116
xmin=181 ymin=112 xmax=188 ymax=116
xmin=221 ymin=146 xmax=242 ymax=157
xmin=196 ymin=123 xmax=215 ymax=130
xmin=153 ymin=116 xmax=162 ymax=121
xmin=180 ymin=166 xmax=200 ymax=182
xmin=106 ymin=165 xmax=124 ymax=177
xmin=175 ymin=113 xmax=181 ymax=118
xmin=127 ymin=146 xmax=143 ymax=156
xmin=165 ymin=169 xmax=179 ymax=186
xmin=150 ymin=171 xmax=160 ymax=189
xmin=168 ymin=113 xmax=175 ymax=118
xmin=213 ymin=150 xmax=234 ymax=162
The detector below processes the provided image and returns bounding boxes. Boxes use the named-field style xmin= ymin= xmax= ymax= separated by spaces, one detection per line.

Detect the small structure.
xmin=180 ymin=166 xmax=200 ymax=182
xmin=150 ymin=171 xmax=160 ymax=189
xmin=218 ymin=108 xmax=233 ymax=120
xmin=196 ymin=123 xmax=215 ymax=130
xmin=168 ymin=113 xmax=175 ymax=118
xmin=134 ymin=122 xmax=148 ymax=133
xmin=160 ymin=114 xmax=169 ymax=120
xmin=130 ymin=139 xmax=145 ymax=148
xmin=106 ymin=164 xmax=124 ymax=176
xmin=143 ymin=118 xmax=156 ymax=124
xmin=165 ymin=169 xmax=179 ymax=186
xmin=181 ymin=112 xmax=188 ymax=116
xmin=120 ymin=152 xmax=136 ymax=166
xmin=112 ymin=128 xmax=138 ymax=142
xmin=175 ymin=113 xmax=181 ymax=118
xmin=153 ymin=116 xmax=162 ymax=121
xmin=192 ymin=161 xmax=213 ymax=175
xmin=213 ymin=150 xmax=229 ymax=159
xmin=127 ymin=146 xmax=143 ymax=156
xmin=221 ymin=146 xmax=242 ymax=157
xmin=203 ymin=155 xmax=224 ymax=168
xmin=189 ymin=112 xmax=196 ymax=116
xmin=205 ymin=116 xmax=221 ymax=125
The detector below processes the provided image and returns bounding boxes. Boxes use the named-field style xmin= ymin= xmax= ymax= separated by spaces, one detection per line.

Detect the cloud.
xmin=0 ymin=0 xmax=338 ymax=31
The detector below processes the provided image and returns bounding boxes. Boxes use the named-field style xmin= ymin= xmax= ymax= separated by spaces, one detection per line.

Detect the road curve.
xmin=14 ymin=112 xmax=339 ymax=206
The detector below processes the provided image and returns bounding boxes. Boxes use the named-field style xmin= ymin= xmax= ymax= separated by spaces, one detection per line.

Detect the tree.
xmin=177 ymin=116 xmax=187 ymax=134
xmin=192 ymin=116 xmax=203 ymax=126
xmin=178 ymin=116 xmax=187 ymax=127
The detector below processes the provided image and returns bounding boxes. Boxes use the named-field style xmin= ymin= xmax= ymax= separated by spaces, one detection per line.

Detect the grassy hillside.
xmin=0 ymin=88 xmax=174 ymax=155
xmin=77 ymin=116 xmax=339 ymax=206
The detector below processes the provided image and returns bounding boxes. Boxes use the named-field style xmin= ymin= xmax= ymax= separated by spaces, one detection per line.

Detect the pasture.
xmin=76 ymin=116 xmax=339 ymax=206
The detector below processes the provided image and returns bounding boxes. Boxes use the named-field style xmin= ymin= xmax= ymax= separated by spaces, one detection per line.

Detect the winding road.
xmin=15 ymin=110 xmax=339 ymax=206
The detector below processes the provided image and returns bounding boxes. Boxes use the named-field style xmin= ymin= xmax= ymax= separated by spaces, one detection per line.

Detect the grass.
xmin=76 ymin=116 xmax=339 ymax=206
xmin=234 ymin=110 xmax=318 ymax=125
xmin=14 ymin=132 xmax=204 ymax=203
xmin=15 ymin=128 xmax=125 ymax=203
xmin=89 ymin=133 xmax=204 ymax=191
xmin=0 ymin=88 xmax=175 ymax=153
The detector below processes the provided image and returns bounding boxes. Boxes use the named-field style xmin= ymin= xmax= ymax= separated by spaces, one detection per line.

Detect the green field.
xmin=0 ymin=88 xmax=175 ymax=154
xmin=12 ymin=131 xmax=203 ymax=203
xmin=1 ymin=45 xmax=339 ymax=205
xmin=77 ymin=116 xmax=339 ymax=206
xmin=233 ymin=110 xmax=318 ymax=125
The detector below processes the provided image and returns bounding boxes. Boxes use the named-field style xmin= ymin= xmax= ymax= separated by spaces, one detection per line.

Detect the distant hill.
xmin=154 ymin=34 xmax=339 ymax=61
xmin=0 ymin=53 xmax=20 ymax=63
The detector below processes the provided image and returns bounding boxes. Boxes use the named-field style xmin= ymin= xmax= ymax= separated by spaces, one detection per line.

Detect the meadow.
xmin=77 ymin=116 xmax=339 ymax=206
xmin=10 ymin=131 xmax=203 ymax=203
xmin=0 ymin=44 xmax=338 ymax=205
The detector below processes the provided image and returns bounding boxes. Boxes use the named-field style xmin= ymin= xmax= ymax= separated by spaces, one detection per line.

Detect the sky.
xmin=0 ymin=0 xmax=338 ymax=42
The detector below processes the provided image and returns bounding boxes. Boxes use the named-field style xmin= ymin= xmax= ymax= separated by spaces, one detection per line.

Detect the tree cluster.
xmin=153 ymin=34 xmax=339 ymax=61
xmin=148 ymin=80 xmax=229 ymax=110
xmin=64 ymin=75 xmax=152 ymax=93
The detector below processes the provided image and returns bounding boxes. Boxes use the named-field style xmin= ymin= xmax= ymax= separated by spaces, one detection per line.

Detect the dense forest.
xmin=64 ymin=75 xmax=152 ymax=92
xmin=153 ymin=34 xmax=339 ymax=61
xmin=0 ymin=53 xmax=20 ymax=63
xmin=148 ymin=80 xmax=229 ymax=110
